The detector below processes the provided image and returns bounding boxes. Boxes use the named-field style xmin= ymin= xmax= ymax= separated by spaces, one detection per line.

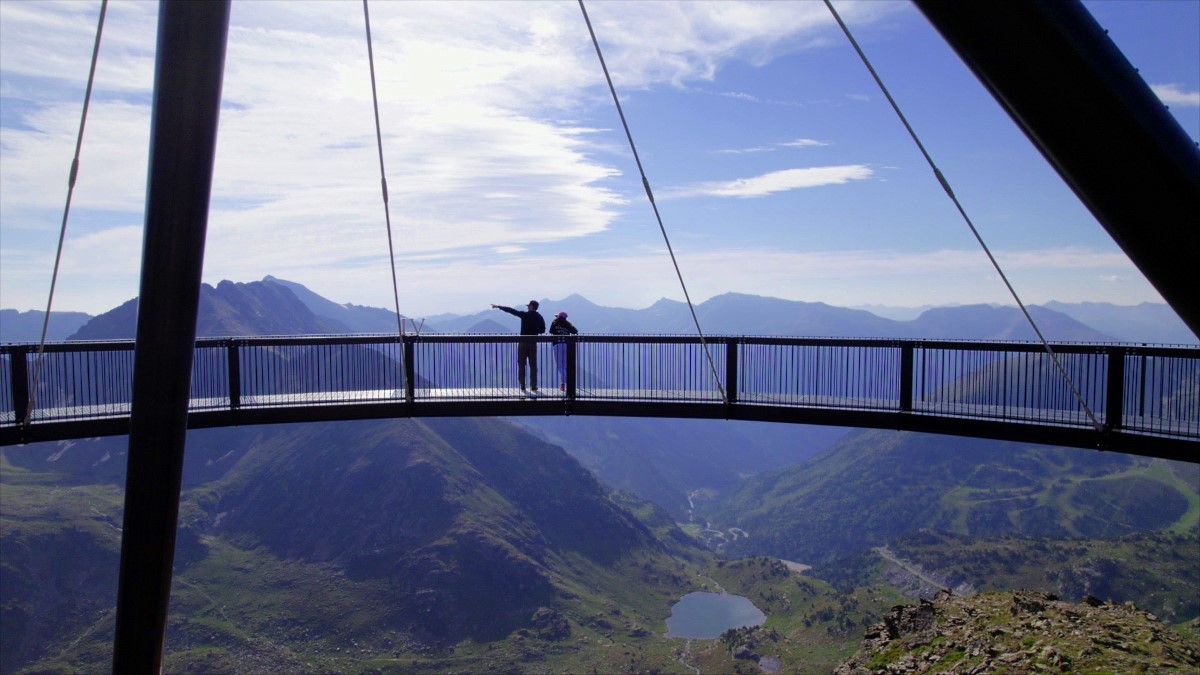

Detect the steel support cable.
xmin=361 ymin=1 xmax=408 ymax=347
xmin=23 ymin=0 xmax=109 ymax=428
xmin=823 ymin=0 xmax=1102 ymax=432
xmin=578 ymin=0 xmax=728 ymax=404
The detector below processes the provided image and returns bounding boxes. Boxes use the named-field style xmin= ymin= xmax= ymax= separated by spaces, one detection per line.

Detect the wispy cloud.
xmin=719 ymin=138 xmax=828 ymax=154
xmin=1151 ymin=83 xmax=1200 ymax=107
xmin=716 ymin=145 xmax=775 ymax=154
xmin=665 ymin=165 xmax=872 ymax=199
xmin=780 ymin=138 xmax=828 ymax=148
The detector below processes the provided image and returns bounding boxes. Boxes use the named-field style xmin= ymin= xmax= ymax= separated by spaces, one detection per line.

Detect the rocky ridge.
xmin=836 ymin=589 xmax=1199 ymax=674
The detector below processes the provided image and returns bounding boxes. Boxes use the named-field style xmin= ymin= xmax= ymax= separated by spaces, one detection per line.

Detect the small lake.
xmin=665 ymin=592 xmax=766 ymax=638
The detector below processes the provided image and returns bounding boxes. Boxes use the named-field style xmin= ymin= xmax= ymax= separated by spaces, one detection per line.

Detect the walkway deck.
xmin=2 ymin=334 xmax=1197 ymax=461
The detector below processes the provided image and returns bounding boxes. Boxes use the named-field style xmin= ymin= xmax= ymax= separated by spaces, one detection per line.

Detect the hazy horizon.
xmin=0 ymin=276 xmax=1187 ymax=319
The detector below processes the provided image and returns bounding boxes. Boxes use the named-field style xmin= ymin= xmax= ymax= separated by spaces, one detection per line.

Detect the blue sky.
xmin=1 ymin=0 xmax=1197 ymax=320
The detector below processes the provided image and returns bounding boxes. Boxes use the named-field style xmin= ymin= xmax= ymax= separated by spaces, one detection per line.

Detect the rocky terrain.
xmin=836 ymin=589 xmax=1200 ymax=674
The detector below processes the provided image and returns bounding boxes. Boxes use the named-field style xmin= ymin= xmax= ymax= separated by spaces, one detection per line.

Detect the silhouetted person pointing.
xmin=491 ymin=300 xmax=546 ymax=392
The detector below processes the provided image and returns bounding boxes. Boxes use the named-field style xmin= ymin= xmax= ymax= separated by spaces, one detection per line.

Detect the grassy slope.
xmin=879 ymin=529 xmax=1200 ymax=627
xmin=685 ymin=557 xmax=906 ymax=674
xmin=0 ymin=453 xmax=123 ymax=673
xmin=26 ymin=537 xmax=708 ymax=674
xmin=708 ymin=430 xmax=1197 ymax=566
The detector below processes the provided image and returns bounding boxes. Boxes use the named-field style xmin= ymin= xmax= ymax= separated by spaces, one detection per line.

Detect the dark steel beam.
xmin=913 ymin=0 xmax=1200 ymax=339
xmin=10 ymin=346 xmax=30 ymax=425
xmin=2 ymin=394 xmax=1194 ymax=462
xmin=113 ymin=2 xmax=230 ymax=673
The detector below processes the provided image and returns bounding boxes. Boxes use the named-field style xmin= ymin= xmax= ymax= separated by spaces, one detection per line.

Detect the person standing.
xmin=548 ymin=311 xmax=578 ymax=390
xmin=491 ymin=300 xmax=546 ymax=391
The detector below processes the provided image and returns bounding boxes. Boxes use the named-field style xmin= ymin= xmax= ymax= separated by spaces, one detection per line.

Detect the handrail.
xmin=2 ymin=334 xmax=1197 ymax=460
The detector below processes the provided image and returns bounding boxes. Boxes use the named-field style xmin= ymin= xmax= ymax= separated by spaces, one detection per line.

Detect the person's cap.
xmin=528 ymin=300 xmax=539 ymax=309
xmin=556 ymin=311 xmax=568 ymax=318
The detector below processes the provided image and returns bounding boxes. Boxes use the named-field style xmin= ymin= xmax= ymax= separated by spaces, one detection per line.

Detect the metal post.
xmin=565 ymin=338 xmax=577 ymax=399
xmin=113 ymin=2 xmax=230 ymax=673
xmin=11 ymin=347 xmax=30 ymax=427
xmin=404 ymin=337 xmax=416 ymax=403
xmin=725 ymin=339 xmax=738 ymax=405
xmin=227 ymin=341 xmax=241 ymax=410
xmin=1104 ymin=349 xmax=1126 ymax=432
xmin=899 ymin=342 xmax=914 ymax=413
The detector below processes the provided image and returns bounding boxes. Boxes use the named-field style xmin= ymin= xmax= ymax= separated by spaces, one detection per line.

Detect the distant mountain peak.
xmin=555 ymin=293 xmax=597 ymax=306
xmin=68 ymin=279 xmax=346 ymax=339
xmin=647 ymin=297 xmax=685 ymax=308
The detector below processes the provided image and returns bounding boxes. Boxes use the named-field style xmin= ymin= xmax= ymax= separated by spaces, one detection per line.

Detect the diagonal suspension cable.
xmin=578 ymin=0 xmax=728 ymax=405
xmin=362 ymin=0 xmax=408 ymax=342
xmin=24 ymin=0 xmax=109 ymax=428
xmin=823 ymin=0 xmax=1102 ymax=432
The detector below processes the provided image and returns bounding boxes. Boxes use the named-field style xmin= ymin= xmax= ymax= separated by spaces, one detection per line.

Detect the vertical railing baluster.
xmin=12 ymin=346 xmax=30 ymax=426
xmin=1104 ymin=345 xmax=1123 ymax=429
xmin=228 ymin=341 xmax=241 ymax=411
xmin=566 ymin=338 xmax=577 ymax=399
xmin=900 ymin=342 xmax=913 ymax=413
xmin=725 ymin=338 xmax=737 ymax=406
xmin=404 ymin=337 xmax=415 ymax=403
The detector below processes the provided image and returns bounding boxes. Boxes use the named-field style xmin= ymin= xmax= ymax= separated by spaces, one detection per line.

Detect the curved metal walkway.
xmin=3 ymin=334 xmax=1197 ymax=461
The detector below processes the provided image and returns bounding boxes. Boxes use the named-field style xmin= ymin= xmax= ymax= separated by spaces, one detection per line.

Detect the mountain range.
xmin=427 ymin=292 xmax=1121 ymax=341
xmin=2 ymin=277 xmax=1197 ymax=672
xmin=0 ymin=309 xmax=92 ymax=343
xmin=10 ymin=274 xmax=1194 ymax=343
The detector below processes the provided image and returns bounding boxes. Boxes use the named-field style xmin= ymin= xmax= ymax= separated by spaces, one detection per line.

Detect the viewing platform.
xmin=3 ymin=334 xmax=1196 ymax=461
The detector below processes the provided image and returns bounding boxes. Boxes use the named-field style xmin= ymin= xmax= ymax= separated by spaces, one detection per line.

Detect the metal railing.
xmin=2 ymin=335 xmax=1197 ymax=456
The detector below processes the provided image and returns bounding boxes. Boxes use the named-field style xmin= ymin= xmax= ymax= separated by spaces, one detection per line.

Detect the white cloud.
xmin=717 ymin=145 xmax=775 ymax=154
xmin=720 ymin=91 xmax=760 ymax=102
xmin=575 ymin=1 xmax=842 ymax=88
xmin=781 ymin=138 xmax=828 ymax=148
xmin=3 ymin=0 xmax=1169 ymax=320
xmin=665 ymin=165 xmax=873 ymax=199
xmin=4 ymin=1 xmax=901 ymax=314
xmin=719 ymin=138 xmax=828 ymax=154
xmin=1150 ymin=83 xmax=1200 ymax=107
